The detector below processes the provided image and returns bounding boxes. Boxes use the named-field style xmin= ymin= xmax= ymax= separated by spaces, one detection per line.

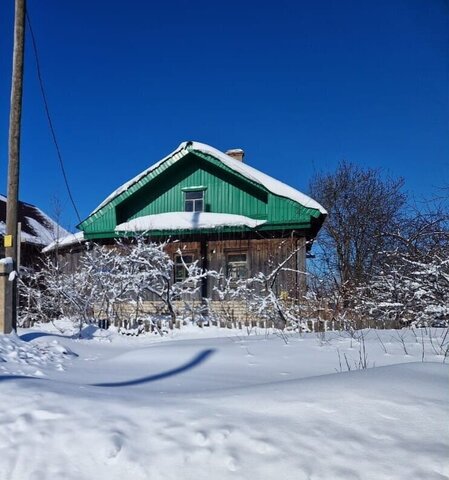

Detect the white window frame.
xmin=184 ymin=190 xmax=204 ymax=212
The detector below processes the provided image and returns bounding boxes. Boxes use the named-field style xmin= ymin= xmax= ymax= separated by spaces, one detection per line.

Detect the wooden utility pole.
xmin=4 ymin=0 xmax=26 ymax=332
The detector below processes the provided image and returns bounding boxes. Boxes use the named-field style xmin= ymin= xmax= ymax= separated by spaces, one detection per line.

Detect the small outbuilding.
xmin=0 ymin=194 xmax=68 ymax=269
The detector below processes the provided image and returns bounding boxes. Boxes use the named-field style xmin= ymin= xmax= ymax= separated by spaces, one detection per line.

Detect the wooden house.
xmin=48 ymin=141 xmax=326 ymax=300
xmin=0 ymin=194 xmax=68 ymax=269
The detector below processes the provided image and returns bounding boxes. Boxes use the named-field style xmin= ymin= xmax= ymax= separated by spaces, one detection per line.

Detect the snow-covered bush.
xmin=355 ymin=212 xmax=449 ymax=327
xmin=19 ymin=262 xmax=65 ymax=327
xmin=356 ymin=252 xmax=449 ymax=326
xmin=123 ymin=238 xmax=214 ymax=329
xmin=19 ymin=238 xmax=216 ymax=334
xmin=19 ymin=251 xmax=107 ymax=333
xmin=210 ymin=246 xmax=310 ymax=333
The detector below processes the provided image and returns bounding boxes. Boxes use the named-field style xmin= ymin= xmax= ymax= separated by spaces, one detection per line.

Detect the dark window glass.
xmin=174 ymin=254 xmax=194 ymax=282
xmin=227 ymin=253 xmax=248 ymax=280
xmin=184 ymin=190 xmax=204 ymax=212
xmin=185 ymin=191 xmax=203 ymax=200
xmin=228 ymin=253 xmax=247 ymax=263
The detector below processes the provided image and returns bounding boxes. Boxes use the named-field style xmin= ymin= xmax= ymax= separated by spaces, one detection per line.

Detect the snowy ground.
xmin=0 ymin=322 xmax=448 ymax=480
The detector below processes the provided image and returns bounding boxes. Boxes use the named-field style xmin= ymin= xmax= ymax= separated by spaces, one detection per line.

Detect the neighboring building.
xmin=48 ymin=141 xmax=326 ymax=299
xmin=0 ymin=194 xmax=69 ymax=268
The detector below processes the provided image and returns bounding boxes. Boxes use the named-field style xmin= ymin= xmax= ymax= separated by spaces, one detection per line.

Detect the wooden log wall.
xmin=49 ymin=235 xmax=308 ymax=303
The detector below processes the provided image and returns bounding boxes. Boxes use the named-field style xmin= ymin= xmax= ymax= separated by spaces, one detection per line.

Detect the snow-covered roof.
xmin=0 ymin=195 xmax=69 ymax=246
xmin=115 ymin=212 xmax=266 ymax=233
xmin=44 ymin=212 xmax=264 ymax=251
xmin=190 ymin=142 xmax=327 ymax=214
xmin=90 ymin=142 xmax=327 ymax=217
xmin=42 ymin=231 xmax=85 ymax=253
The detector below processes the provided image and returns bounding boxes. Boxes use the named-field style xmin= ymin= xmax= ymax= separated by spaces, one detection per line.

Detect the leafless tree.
xmin=309 ymin=160 xmax=406 ymax=299
xmin=212 ymin=246 xmax=309 ymax=338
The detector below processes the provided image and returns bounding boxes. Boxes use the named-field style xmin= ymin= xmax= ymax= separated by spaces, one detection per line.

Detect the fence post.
xmin=0 ymin=259 xmax=14 ymax=334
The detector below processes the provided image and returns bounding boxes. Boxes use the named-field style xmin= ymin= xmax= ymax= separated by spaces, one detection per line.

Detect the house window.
xmin=174 ymin=254 xmax=194 ymax=282
xmin=226 ymin=252 xmax=248 ymax=280
xmin=184 ymin=190 xmax=204 ymax=212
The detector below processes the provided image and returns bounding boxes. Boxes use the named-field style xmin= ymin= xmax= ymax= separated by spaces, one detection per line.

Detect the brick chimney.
xmin=225 ymin=148 xmax=245 ymax=162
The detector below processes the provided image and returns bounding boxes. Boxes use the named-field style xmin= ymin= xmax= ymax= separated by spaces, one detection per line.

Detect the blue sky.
xmin=0 ymin=0 xmax=448 ymax=231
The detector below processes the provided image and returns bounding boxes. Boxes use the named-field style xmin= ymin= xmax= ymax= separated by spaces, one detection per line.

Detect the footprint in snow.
xmin=210 ymin=428 xmax=231 ymax=443
xmin=193 ymin=431 xmax=209 ymax=446
xmin=226 ymin=455 xmax=239 ymax=472
xmin=106 ymin=432 xmax=125 ymax=459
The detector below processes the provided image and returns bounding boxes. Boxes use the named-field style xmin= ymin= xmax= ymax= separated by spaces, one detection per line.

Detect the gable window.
xmin=174 ymin=254 xmax=194 ymax=283
xmin=184 ymin=190 xmax=204 ymax=212
xmin=226 ymin=252 xmax=248 ymax=280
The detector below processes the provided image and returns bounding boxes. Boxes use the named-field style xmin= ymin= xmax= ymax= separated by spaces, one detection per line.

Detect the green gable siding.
xmin=115 ymin=154 xmax=268 ymax=224
xmin=80 ymin=207 xmax=116 ymax=236
xmin=79 ymin=147 xmax=187 ymax=234
xmin=267 ymin=196 xmax=321 ymax=224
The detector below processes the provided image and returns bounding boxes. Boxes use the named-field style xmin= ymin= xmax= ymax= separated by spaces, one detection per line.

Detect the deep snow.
xmin=0 ymin=323 xmax=447 ymax=480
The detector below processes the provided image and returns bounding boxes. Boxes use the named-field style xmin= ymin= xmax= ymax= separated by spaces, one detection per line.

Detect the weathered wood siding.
xmin=164 ymin=236 xmax=306 ymax=299
xmin=52 ymin=235 xmax=307 ymax=301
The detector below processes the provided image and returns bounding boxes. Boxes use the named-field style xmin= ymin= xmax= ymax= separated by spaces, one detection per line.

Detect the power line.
xmin=25 ymin=11 xmax=82 ymax=223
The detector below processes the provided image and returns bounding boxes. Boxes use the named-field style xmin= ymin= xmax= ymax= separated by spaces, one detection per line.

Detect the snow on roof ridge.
xmin=88 ymin=141 xmax=327 ymax=219
xmin=115 ymin=212 xmax=266 ymax=232
xmin=0 ymin=212 xmax=69 ymax=247
xmin=188 ymin=142 xmax=327 ymax=215
xmin=26 ymin=205 xmax=70 ymax=241
xmin=0 ymin=195 xmax=70 ymax=245
xmin=89 ymin=143 xmax=189 ymax=217
xmin=42 ymin=231 xmax=85 ymax=253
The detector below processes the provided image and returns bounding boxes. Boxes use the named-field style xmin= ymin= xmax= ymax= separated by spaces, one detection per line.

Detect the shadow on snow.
xmin=19 ymin=331 xmax=74 ymax=342
xmin=91 ymin=348 xmax=215 ymax=387
xmin=0 ymin=349 xmax=216 ymax=387
xmin=19 ymin=325 xmax=103 ymax=342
